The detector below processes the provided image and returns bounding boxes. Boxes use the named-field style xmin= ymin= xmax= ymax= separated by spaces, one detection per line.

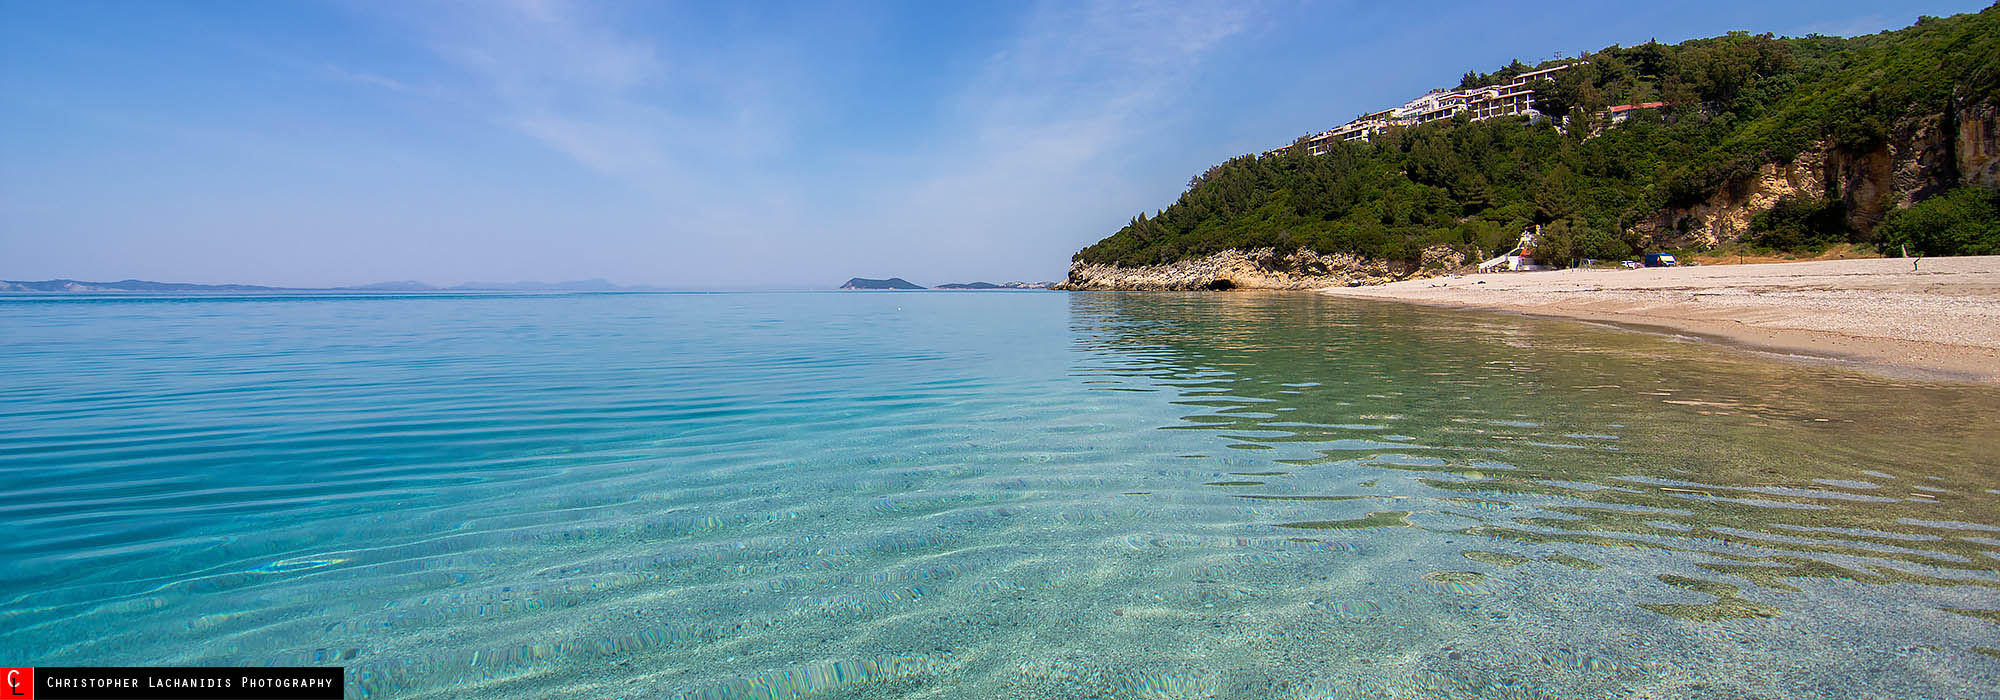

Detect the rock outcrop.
xmin=1633 ymin=149 xmax=1827 ymax=251
xmin=1055 ymin=246 xmax=1465 ymax=291
xmin=1959 ymin=98 xmax=2000 ymax=189
xmin=1633 ymin=97 xmax=1998 ymax=251
xmin=1841 ymin=109 xmax=1959 ymax=229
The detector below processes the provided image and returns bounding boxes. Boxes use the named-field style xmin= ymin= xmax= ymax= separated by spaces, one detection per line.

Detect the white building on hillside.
xmin=1277 ymin=62 xmax=1578 ymax=156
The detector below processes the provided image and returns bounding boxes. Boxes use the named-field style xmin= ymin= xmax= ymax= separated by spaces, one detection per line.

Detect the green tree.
xmin=1535 ymin=221 xmax=1578 ymax=267
xmin=1748 ymin=195 xmax=1849 ymax=250
xmin=1876 ymin=187 xmax=2000 ymax=256
xmin=1532 ymin=166 xmax=1579 ymax=222
xmin=1069 ymin=7 xmax=2000 ymax=268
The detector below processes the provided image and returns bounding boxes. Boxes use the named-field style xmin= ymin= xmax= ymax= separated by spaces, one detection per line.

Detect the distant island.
xmin=0 ymin=278 xmax=655 ymax=293
xmin=839 ymin=277 xmax=925 ymax=290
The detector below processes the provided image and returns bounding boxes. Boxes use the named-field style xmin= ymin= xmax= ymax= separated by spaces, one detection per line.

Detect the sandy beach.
xmin=1321 ymin=256 xmax=2000 ymax=383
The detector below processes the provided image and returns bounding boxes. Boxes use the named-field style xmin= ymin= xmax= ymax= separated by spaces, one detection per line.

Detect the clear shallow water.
xmin=2 ymin=290 xmax=1997 ymax=699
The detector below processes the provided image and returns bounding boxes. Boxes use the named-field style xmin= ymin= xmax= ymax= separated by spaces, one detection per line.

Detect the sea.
xmin=2 ymin=290 xmax=1997 ymax=699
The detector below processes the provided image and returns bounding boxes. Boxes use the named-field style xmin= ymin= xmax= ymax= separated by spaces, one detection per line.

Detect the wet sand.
xmin=1320 ymin=256 xmax=2000 ymax=383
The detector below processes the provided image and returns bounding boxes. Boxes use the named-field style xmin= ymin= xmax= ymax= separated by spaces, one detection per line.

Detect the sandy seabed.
xmin=1321 ymin=255 xmax=2000 ymax=383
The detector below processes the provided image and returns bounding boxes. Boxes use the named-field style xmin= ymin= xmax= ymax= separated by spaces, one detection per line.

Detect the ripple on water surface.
xmin=1 ymin=291 xmax=1997 ymax=699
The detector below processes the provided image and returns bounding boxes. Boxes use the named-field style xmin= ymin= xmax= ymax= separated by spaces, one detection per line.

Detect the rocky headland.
xmin=1059 ymin=11 xmax=1998 ymax=291
xmin=1055 ymin=246 xmax=1465 ymax=291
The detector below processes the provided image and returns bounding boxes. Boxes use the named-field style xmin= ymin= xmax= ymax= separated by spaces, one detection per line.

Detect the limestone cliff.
xmin=1056 ymin=246 xmax=1465 ymax=291
xmin=1959 ymin=99 xmax=2000 ymax=189
xmin=1636 ymin=97 xmax=1998 ymax=251
xmin=1633 ymin=149 xmax=1827 ymax=250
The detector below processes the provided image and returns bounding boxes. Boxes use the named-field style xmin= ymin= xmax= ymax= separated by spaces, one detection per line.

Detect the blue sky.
xmin=1 ymin=0 xmax=1986 ymax=288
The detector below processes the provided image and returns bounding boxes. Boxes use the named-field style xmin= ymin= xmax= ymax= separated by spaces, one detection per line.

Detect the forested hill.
xmin=1073 ymin=6 xmax=2000 ymax=270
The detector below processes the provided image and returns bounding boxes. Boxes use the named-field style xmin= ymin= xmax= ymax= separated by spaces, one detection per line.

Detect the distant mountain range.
xmin=839 ymin=278 xmax=1055 ymax=290
xmin=0 ymin=278 xmax=655 ymax=293
xmin=935 ymin=281 xmax=1055 ymax=289
xmin=2 ymin=277 xmax=1060 ymax=293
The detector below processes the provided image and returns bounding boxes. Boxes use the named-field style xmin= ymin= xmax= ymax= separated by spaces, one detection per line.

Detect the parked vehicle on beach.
xmin=1644 ymin=253 xmax=1679 ymax=267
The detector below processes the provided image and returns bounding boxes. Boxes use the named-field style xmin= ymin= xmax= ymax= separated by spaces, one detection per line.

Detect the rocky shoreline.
xmin=1054 ymin=246 xmax=1465 ymax=291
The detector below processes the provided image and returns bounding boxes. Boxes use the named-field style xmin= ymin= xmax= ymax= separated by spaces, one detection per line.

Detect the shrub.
xmin=1876 ymin=187 xmax=2000 ymax=256
xmin=1747 ymin=195 xmax=1849 ymax=250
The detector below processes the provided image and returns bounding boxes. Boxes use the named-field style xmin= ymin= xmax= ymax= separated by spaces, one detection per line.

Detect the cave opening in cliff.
xmin=1203 ymin=279 xmax=1237 ymax=291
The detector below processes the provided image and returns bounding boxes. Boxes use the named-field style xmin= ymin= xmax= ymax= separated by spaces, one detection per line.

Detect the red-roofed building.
xmin=1607 ymin=102 xmax=1669 ymax=123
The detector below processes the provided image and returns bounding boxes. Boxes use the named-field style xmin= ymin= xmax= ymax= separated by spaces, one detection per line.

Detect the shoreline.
xmin=1318 ymin=256 xmax=2000 ymax=384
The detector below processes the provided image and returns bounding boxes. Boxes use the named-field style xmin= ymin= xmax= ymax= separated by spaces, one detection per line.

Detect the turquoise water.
xmin=2 ymin=291 xmax=1997 ymax=699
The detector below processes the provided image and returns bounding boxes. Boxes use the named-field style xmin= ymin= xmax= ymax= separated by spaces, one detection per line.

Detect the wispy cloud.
xmin=360 ymin=0 xmax=799 ymax=178
xmin=12 ymin=0 xmax=1942 ymax=287
xmin=337 ymin=0 xmax=1256 ymax=284
xmin=318 ymin=63 xmax=423 ymax=95
xmin=834 ymin=0 xmax=1255 ymax=274
xmin=399 ymin=0 xmax=669 ymax=174
xmin=966 ymin=0 xmax=1251 ymax=158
